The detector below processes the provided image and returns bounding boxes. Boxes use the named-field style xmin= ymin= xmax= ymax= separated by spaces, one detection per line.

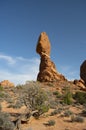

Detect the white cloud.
xmin=0 ymin=54 xmax=79 ymax=85
xmin=0 ymin=54 xmax=16 ymax=64
xmin=0 ymin=54 xmax=40 ymax=85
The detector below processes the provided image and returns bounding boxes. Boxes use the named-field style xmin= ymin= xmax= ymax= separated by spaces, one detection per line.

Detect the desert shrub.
xmin=22 ymin=85 xmax=49 ymax=114
xmin=37 ymin=104 xmax=49 ymax=115
xmin=53 ymin=91 xmax=61 ymax=98
xmin=81 ymin=110 xmax=86 ymax=117
xmin=63 ymin=87 xmax=73 ymax=105
xmin=8 ymin=102 xmax=23 ymax=109
xmin=16 ymin=84 xmax=23 ymax=89
xmin=46 ymin=120 xmax=55 ymax=126
xmin=0 ymin=86 xmax=3 ymax=91
xmin=0 ymin=104 xmax=2 ymax=111
xmin=6 ymin=98 xmax=14 ymax=104
xmin=50 ymin=108 xmax=62 ymax=116
xmin=0 ymin=92 xmax=4 ymax=98
xmin=71 ymin=115 xmax=84 ymax=123
xmin=0 ymin=112 xmax=15 ymax=130
xmin=49 ymin=100 xmax=58 ymax=109
xmin=64 ymin=110 xmax=73 ymax=117
xmin=13 ymin=100 xmax=23 ymax=108
xmin=73 ymin=91 xmax=86 ymax=105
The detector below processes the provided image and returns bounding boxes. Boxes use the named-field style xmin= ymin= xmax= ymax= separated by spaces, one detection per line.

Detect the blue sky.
xmin=0 ymin=0 xmax=86 ymax=85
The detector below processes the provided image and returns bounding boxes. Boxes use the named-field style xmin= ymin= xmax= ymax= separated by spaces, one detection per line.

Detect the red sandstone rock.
xmin=74 ymin=79 xmax=85 ymax=88
xmin=0 ymin=80 xmax=14 ymax=87
xmin=36 ymin=32 xmax=51 ymax=57
xmin=36 ymin=32 xmax=66 ymax=82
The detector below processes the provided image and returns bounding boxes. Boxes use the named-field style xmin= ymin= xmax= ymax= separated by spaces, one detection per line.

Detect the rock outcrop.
xmin=36 ymin=32 xmax=66 ymax=82
xmin=73 ymin=60 xmax=86 ymax=89
xmin=74 ymin=79 xmax=85 ymax=88
xmin=80 ymin=60 xmax=86 ymax=84
xmin=0 ymin=80 xmax=14 ymax=87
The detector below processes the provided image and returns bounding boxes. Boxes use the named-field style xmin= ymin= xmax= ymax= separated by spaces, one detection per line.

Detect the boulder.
xmin=0 ymin=80 xmax=14 ymax=87
xmin=36 ymin=32 xmax=51 ymax=57
xmin=36 ymin=32 xmax=66 ymax=82
xmin=74 ymin=79 xmax=85 ymax=88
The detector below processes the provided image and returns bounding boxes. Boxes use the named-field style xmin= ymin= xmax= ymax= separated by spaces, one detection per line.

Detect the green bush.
xmin=0 ymin=93 xmax=4 ymax=98
xmin=50 ymin=108 xmax=62 ymax=116
xmin=63 ymin=87 xmax=73 ymax=105
xmin=0 ymin=104 xmax=2 ymax=111
xmin=71 ymin=115 xmax=84 ymax=123
xmin=23 ymin=85 xmax=49 ymax=114
xmin=0 ymin=112 xmax=15 ymax=130
xmin=73 ymin=91 xmax=86 ymax=105
xmin=37 ymin=104 xmax=49 ymax=115
xmin=46 ymin=120 xmax=55 ymax=126
xmin=64 ymin=110 xmax=73 ymax=117
xmin=0 ymin=86 xmax=3 ymax=91
xmin=81 ymin=110 xmax=86 ymax=117
xmin=53 ymin=91 xmax=61 ymax=98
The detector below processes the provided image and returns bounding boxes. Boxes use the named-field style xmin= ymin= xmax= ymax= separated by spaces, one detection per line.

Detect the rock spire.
xmin=36 ymin=32 xmax=66 ymax=82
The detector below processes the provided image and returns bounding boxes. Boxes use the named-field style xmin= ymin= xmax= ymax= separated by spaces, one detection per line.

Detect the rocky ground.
xmin=0 ymin=80 xmax=86 ymax=130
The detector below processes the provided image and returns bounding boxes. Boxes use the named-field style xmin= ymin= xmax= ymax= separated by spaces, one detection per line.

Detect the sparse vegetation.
xmin=0 ymin=86 xmax=3 ymax=91
xmin=45 ymin=120 xmax=56 ymax=126
xmin=81 ymin=110 xmax=86 ymax=117
xmin=0 ymin=80 xmax=86 ymax=129
xmin=53 ymin=91 xmax=61 ymax=98
xmin=0 ymin=104 xmax=2 ymax=111
xmin=64 ymin=110 xmax=73 ymax=117
xmin=50 ymin=109 xmax=59 ymax=116
xmin=0 ymin=92 xmax=4 ymax=98
xmin=22 ymin=83 xmax=49 ymax=115
xmin=63 ymin=87 xmax=73 ymax=105
xmin=73 ymin=91 xmax=86 ymax=105
xmin=71 ymin=115 xmax=84 ymax=123
xmin=0 ymin=112 xmax=15 ymax=130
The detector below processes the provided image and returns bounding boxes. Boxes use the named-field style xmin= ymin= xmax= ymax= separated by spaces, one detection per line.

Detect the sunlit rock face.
xmin=36 ymin=32 xmax=66 ymax=82
xmin=0 ymin=80 xmax=15 ymax=87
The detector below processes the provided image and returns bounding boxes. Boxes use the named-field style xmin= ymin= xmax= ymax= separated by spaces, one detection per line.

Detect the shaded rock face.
xmin=0 ymin=80 xmax=14 ymax=87
xmin=80 ymin=60 xmax=86 ymax=84
xmin=36 ymin=32 xmax=66 ymax=82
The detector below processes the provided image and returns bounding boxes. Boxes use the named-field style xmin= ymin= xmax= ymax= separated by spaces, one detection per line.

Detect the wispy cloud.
xmin=0 ymin=53 xmax=79 ymax=85
xmin=0 ymin=54 xmax=16 ymax=64
xmin=0 ymin=54 xmax=40 ymax=85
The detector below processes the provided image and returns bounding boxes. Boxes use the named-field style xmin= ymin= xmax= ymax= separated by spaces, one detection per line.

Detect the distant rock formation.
xmin=80 ymin=60 xmax=86 ymax=85
xmin=74 ymin=79 xmax=85 ymax=88
xmin=73 ymin=60 xmax=86 ymax=89
xmin=36 ymin=32 xmax=66 ymax=82
xmin=0 ymin=80 xmax=14 ymax=87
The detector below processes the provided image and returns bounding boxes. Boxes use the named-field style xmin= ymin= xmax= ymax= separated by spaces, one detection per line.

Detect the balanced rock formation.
xmin=0 ymin=80 xmax=14 ymax=87
xmin=80 ymin=60 xmax=86 ymax=85
xmin=36 ymin=32 xmax=66 ymax=82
